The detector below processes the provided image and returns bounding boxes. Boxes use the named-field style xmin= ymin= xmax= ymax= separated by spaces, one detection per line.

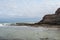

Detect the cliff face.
xmin=38 ymin=8 xmax=60 ymax=25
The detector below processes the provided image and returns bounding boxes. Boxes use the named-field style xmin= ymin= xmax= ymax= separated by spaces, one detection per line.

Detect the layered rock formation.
xmin=38 ymin=8 xmax=60 ymax=25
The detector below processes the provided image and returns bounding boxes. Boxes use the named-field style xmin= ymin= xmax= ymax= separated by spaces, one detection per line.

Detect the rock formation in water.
xmin=37 ymin=8 xmax=60 ymax=25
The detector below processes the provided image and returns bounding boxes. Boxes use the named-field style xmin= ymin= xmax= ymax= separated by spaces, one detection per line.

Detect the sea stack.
xmin=38 ymin=8 xmax=60 ymax=25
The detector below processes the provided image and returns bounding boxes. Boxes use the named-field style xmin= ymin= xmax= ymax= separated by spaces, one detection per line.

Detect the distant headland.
xmin=36 ymin=8 xmax=60 ymax=25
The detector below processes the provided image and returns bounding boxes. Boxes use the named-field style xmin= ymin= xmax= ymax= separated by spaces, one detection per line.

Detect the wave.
xmin=0 ymin=23 xmax=12 ymax=26
xmin=0 ymin=24 xmax=3 ymax=26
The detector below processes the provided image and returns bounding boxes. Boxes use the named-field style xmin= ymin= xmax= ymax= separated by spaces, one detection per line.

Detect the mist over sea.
xmin=0 ymin=23 xmax=60 ymax=40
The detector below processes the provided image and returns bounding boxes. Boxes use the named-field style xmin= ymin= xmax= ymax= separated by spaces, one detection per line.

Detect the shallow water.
xmin=0 ymin=26 xmax=60 ymax=40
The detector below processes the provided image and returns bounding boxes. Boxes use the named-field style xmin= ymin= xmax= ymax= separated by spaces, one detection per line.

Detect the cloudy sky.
xmin=0 ymin=0 xmax=60 ymax=23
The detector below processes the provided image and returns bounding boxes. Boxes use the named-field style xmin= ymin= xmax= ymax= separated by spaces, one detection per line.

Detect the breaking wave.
xmin=0 ymin=23 xmax=12 ymax=26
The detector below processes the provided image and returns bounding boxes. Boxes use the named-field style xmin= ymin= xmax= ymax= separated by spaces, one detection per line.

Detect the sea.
xmin=0 ymin=23 xmax=60 ymax=40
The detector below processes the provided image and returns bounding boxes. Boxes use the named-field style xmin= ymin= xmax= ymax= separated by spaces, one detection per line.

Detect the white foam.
xmin=0 ymin=23 xmax=11 ymax=26
xmin=0 ymin=24 xmax=3 ymax=26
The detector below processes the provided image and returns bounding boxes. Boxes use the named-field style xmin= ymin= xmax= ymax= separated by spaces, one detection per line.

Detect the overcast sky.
xmin=0 ymin=0 xmax=60 ymax=22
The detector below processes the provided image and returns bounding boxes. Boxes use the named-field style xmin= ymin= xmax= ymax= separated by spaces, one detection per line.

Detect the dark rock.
xmin=40 ymin=38 xmax=56 ymax=40
xmin=38 ymin=8 xmax=60 ymax=25
xmin=55 ymin=8 xmax=60 ymax=15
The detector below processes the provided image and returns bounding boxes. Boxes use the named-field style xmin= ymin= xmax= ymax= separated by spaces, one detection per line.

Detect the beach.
xmin=0 ymin=26 xmax=60 ymax=40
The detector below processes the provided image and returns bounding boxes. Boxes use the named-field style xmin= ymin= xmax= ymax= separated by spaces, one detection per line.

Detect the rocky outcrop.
xmin=38 ymin=8 xmax=60 ymax=25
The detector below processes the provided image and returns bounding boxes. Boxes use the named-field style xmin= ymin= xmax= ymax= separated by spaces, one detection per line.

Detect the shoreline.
xmin=12 ymin=23 xmax=60 ymax=28
xmin=0 ymin=23 xmax=60 ymax=28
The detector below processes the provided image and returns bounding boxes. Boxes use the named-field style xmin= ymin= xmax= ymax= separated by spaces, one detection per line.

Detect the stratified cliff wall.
xmin=38 ymin=8 xmax=60 ymax=25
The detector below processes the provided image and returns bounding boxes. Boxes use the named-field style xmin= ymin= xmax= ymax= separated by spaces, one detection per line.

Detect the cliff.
xmin=37 ymin=8 xmax=60 ymax=25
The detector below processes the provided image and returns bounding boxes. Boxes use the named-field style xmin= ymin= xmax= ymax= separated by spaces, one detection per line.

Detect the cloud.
xmin=0 ymin=0 xmax=60 ymax=19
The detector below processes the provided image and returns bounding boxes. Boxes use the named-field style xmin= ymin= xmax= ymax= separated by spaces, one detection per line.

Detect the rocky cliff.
xmin=38 ymin=8 xmax=60 ymax=25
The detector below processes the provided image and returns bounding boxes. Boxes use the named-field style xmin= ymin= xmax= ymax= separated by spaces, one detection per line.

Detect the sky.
xmin=0 ymin=0 xmax=60 ymax=23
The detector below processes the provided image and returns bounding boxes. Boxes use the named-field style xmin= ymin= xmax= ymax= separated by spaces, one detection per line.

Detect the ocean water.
xmin=0 ymin=26 xmax=60 ymax=40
